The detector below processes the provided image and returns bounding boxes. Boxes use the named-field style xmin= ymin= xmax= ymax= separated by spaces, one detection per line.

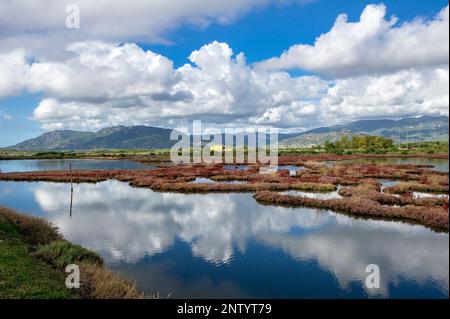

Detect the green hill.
xmin=6 ymin=126 xmax=178 ymax=151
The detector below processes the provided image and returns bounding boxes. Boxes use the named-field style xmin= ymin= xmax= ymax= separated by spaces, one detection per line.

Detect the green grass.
xmin=0 ymin=217 xmax=19 ymax=238
xmin=0 ymin=212 xmax=75 ymax=298
xmin=0 ymin=218 xmax=75 ymax=299
xmin=33 ymin=240 xmax=103 ymax=269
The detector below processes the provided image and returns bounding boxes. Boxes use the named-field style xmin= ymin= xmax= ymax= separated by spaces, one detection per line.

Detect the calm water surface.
xmin=0 ymin=179 xmax=448 ymax=298
xmin=191 ymin=178 xmax=246 ymax=184
xmin=281 ymin=189 xmax=342 ymax=200
xmin=326 ymin=157 xmax=449 ymax=172
xmin=0 ymin=159 xmax=155 ymax=172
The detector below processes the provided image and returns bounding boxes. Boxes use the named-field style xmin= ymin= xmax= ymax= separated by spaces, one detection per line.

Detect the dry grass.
xmin=79 ymin=263 xmax=144 ymax=299
xmin=423 ymin=174 xmax=449 ymax=187
xmin=303 ymin=161 xmax=327 ymax=170
xmin=0 ymin=206 xmax=61 ymax=247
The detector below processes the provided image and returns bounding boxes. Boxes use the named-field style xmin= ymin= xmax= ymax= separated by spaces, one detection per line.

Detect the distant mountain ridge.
xmin=280 ymin=115 xmax=449 ymax=147
xmin=6 ymin=126 xmax=177 ymax=150
xmin=4 ymin=116 xmax=449 ymax=150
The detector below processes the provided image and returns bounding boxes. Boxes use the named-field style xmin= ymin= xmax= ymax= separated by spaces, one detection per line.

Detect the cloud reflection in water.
xmin=29 ymin=180 xmax=448 ymax=297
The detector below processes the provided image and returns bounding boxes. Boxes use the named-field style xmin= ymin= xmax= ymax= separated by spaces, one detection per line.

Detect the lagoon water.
xmin=0 ymin=178 xmax=448 ymax=298
xmin=3 ymin=158 xmax=443 ymax=173
xmin=0 ymin=159 xmax=156 ymax=173
xmin=325 ymin=157 xmax=449 ymax=172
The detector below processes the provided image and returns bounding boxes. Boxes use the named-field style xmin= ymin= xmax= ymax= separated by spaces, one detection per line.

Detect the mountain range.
xmin=5 ymin=116 xmax=449 ymax=150
xmin=279 ymin=115 xmax=449 ymax=147
xmin=6 ymin=126 xmax=176 ymax=151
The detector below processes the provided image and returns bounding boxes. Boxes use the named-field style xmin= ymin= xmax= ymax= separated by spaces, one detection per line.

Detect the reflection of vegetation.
xmin=0 ymin=206 xmax=143 ymax=299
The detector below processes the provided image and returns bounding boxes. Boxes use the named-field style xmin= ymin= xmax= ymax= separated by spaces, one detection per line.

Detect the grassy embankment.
xmin=0 ymin=206 xmax=143 ymax=299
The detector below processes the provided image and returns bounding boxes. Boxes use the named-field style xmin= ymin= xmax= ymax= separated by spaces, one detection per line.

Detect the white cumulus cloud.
xmin=27 ymin=41 xmax=328 ymax=130
xmin=0 ymin=50 xmax=29 ymax=98
xmin=255 ymin=4 xmax=449 ymax=77
xmin=320 ymin=66 xmax=449 ymax=122
xmin=0 ymin=3 xmax=448 ymax=132
xmin=0 ymin=0 xmax=312 ymax=59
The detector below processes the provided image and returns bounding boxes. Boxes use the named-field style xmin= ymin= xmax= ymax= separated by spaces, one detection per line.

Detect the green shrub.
xmin=33 ymin=240 xmax=103 ymax=269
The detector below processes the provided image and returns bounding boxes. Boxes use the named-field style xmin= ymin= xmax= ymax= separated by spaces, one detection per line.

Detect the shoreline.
xmin=0 ymin=206 xmax=144 ymax=299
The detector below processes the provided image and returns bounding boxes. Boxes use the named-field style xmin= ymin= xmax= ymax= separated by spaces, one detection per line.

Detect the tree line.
xmin=324 ymin=135 xmax=395 ymax=154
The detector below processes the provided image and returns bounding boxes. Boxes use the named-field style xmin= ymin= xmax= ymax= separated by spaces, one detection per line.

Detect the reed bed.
xmin=339 ymin=184 xmax=448 ymax=207
xmin=385 ymin=182 xmax=449 ymax=195
xmin=254 ymin=191 xmax=448 ymax=230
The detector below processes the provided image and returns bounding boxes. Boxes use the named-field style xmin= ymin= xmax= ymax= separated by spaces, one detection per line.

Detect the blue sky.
xmin=0 ymin=0 xmax=448 ymax=147
xmin=144 ymin=0 xmax=449 ymax=67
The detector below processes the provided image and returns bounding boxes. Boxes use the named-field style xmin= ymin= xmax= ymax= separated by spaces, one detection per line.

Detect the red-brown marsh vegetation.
xmin=253 ymin=191 xmax=448 ymax=230
xmin=0 ymin=157 xmax=448 ymax=230
xmin=384 ymin=182 xmax=449 ymax=195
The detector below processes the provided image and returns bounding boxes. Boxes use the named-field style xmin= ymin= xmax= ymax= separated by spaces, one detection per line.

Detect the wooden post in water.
xmin=418 ymin=128 xmax=421 ymax=151
xmin=69 ymin=163 xmax=73 ymax=218
xmin=406 ymin=130 xmax=408 ymax=150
